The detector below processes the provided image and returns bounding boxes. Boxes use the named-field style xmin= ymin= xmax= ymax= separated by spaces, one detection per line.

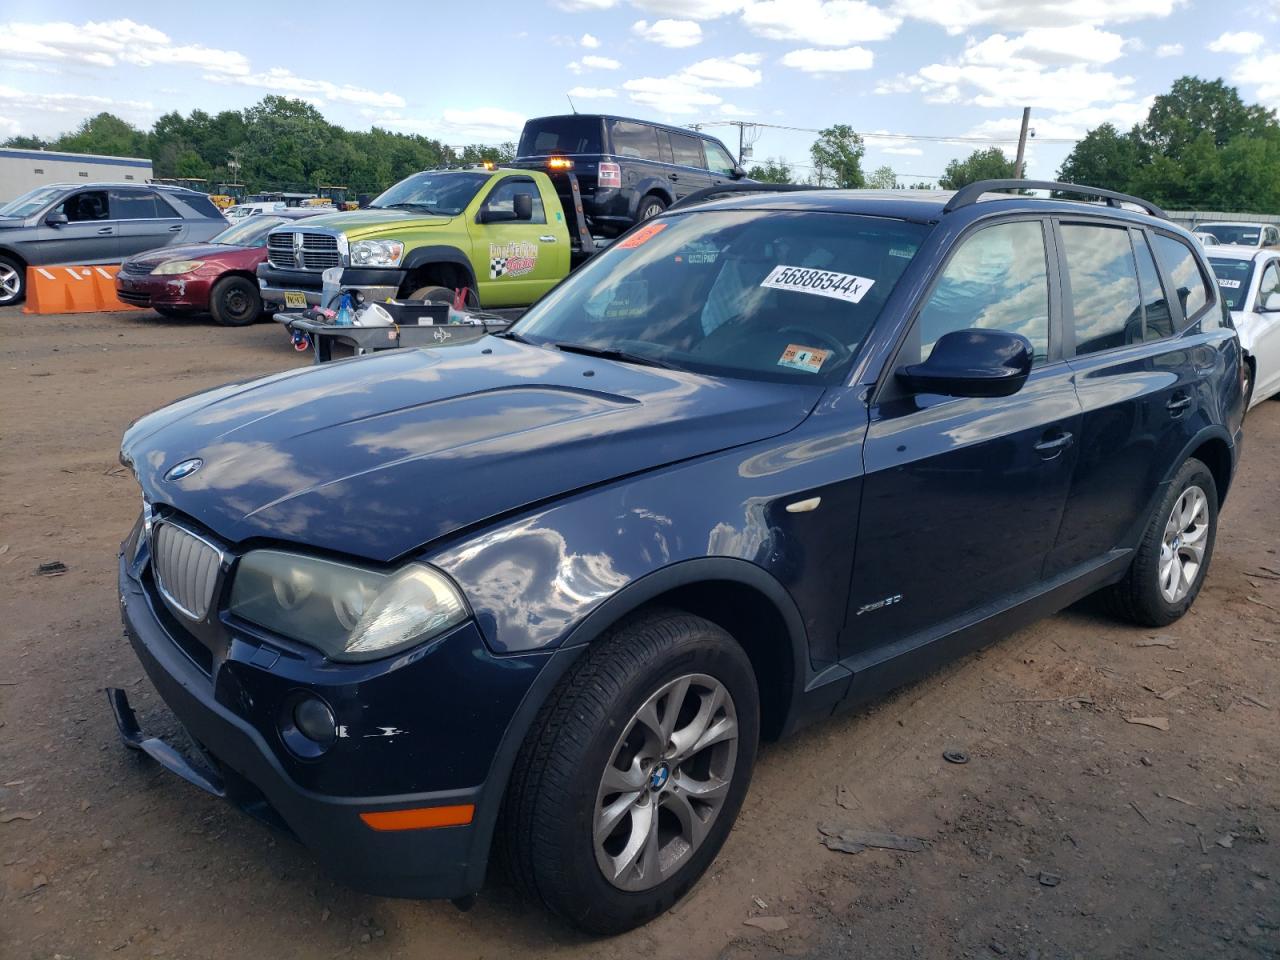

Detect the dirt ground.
xmin=1 ymin=306 xmax=1277 ymax=960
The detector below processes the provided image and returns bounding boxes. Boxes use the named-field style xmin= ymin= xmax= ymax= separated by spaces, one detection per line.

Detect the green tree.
xmin=55 ymin=113 xmax=149 ymax=158
xmin=745 ymin=158 xmax=793 ymax=183
xmin=939 ymin=147 xmax=1015 ymax=190
xmin=1056 ymin=123 xmax=1138 ymax=192
xmin=867 ymin=164 xmax=897 ymax=189
xmin=1139 ymin=76 xmax=1276 ymax=159
xmin=810 ymin=125 xmax=865 ymax=188
xmin=2 ymin=134 xmax=48 ymax=149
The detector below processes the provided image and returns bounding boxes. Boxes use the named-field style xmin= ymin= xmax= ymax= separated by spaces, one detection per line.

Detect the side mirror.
xmin=897 ymin=329 xmax=1033 ymax=398
xmin=731 ymin=166 xmax=746 ymax=180
xmin=45 ymin=212 xmax=69 ymax=227
xmin=1260 ymin=291 xmax=1280 ymax=313
xmin=477 ymin=207 xmax=514 ymax=224
xmin=513 ymin=192 xmax=534 ymax=221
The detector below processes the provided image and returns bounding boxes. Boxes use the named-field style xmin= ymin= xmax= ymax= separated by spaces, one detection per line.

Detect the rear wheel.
xmin=636 ymin=195 xmax=667 ymax=221
xmin=209 ymin=276 xmax=262 ymax=326
xmin=503 ymin=609 xmax=759 ymax=934
xmin=1109 ymin=457 xmax=1218 ymax=627
xmin=0 ymin=255 xmax=24 ymax=306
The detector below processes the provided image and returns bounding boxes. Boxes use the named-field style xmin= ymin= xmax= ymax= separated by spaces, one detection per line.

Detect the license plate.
xmin=284 ymin=291 xmax=308 ymax=309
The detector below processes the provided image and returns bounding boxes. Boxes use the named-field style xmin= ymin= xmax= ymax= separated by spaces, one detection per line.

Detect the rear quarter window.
xmin=1151 ymin=234 xmax=1213 ymax=327
xmin=610 ymin=121 xmax=661 ymax=161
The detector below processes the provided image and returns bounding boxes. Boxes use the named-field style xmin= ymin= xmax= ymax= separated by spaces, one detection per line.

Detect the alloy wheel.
xmin=0 ymin=263 xmax=20 ymax=304
xmin=1159 ymin=484 xmax=1209 ymax=603
xmin=593 ymin=673 xmax=738 ymax=891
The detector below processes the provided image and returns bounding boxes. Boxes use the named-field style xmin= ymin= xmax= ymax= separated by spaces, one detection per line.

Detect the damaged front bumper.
xmin=112 ymin=543 xmax=554 ymax=900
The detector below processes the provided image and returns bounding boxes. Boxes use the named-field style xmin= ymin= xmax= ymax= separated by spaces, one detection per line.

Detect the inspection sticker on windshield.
xmin=778 ymin=344 xmax=830 ymax=373
xmin=760 ymin=265 xmax=874 ymax=304
xmin=617 ymin=221 xmax=668 ymax=248
xmin=1217 ymin=278 xmax=1242 ymax=289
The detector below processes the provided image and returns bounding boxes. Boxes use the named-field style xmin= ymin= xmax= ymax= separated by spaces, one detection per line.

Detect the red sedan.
xmin=115 ymin=211 xmax=321 ymax=326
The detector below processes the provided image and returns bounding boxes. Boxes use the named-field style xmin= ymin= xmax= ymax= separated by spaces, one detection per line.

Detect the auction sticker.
xmin=1217 ymin=278 xmax=1242 ymax=289
xmin=778 ymin=344 xmax=830 ymax=373
xmin=760 ymin=265 xmax=875 ymax=304
xmin=617 ymin=221 xmax=668 ymax=249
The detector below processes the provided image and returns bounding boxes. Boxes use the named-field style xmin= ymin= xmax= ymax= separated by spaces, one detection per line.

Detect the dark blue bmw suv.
xmin=111 ymin=180 xmax=1244 ymax=934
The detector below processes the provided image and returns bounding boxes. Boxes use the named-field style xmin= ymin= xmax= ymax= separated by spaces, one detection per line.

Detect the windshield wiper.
xmin=552 ymin=341 xmax=679 ymax=370
xmin=496 ymin=329 xmax=534 ymax=343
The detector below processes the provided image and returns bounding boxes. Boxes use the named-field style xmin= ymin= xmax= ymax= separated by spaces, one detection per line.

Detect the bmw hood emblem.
xmin=164 ymin=458 xmax=203 ymax=481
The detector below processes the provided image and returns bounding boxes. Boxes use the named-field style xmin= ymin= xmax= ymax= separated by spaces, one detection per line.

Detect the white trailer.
xmin=0 ymin=148 xmax=153 ymax=202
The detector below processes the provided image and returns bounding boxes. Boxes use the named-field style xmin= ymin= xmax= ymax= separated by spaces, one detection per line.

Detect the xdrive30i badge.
xmin=164 ymin=458 xmax=203 ymax=482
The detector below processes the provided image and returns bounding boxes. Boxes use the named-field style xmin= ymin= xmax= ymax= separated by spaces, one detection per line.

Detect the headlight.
xmin=151 ymin=259 xmax=204 ymax=275
xmin=228 ymin=550 xmax=468 ymax=662
xmin=349 ymin=239 xmax=405 ymax=267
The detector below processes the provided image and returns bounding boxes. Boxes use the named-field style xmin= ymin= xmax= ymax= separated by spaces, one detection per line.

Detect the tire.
xmin=502 ymin=609 xmax=759 ymax=934
xmin=1109 ymin=457 xmax=1218 ymax=627
xmin=1242 ymin=357 xmax=1255 ymax=414
xmin=209 ymin=275 xmax=262 ymax=327
xmin=406 ymin=284 xmax=479 ymax=309
xmin=0 ymin=254 xmax=25 ymax=307
xmin=636 ymin=195 xmax=667 ymax=221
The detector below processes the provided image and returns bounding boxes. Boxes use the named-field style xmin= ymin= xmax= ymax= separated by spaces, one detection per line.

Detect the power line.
xmin=692 ymin=119 xmax=1080 ymax=145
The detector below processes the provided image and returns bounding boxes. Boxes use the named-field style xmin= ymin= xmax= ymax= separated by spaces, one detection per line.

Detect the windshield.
xmin=211 ymin=216 xmax=289 ymax=247
xmin=513 ymin=210 xmax=929 ymax=385
xmin=1208 ymin=257 xmax=1255 ymax=311
xmin=0 ymin=185 xmax=64 ymax=218
xmin=518 ymin=117 xmax=604 ymax=157
xmin=1201 ymin=224 xmax=1261 ymax=246
xmin=369 ymin=171 xmax=488 ymax=215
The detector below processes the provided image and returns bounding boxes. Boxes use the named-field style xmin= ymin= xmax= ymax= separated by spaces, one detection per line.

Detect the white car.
xmin=1205 ymin=244 xmax=1280 ymax=409
xmin=223 ymin=201 xmax=288 ymax=223
xmin=1196 ymin=221 xmax=1280 ymax=250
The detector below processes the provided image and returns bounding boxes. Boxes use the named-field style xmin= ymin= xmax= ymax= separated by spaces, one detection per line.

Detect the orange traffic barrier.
xmin=22 ymin=264 xmax=142 ymax=315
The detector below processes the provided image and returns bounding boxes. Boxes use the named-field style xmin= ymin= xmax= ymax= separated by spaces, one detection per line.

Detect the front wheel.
xmin=1109 ymin=457 xmax=1218 ymax=626
xmin=503 ymin=609 xmax=759 ymax=934
xmin=209 ymin=275 xmax=262 ymax=326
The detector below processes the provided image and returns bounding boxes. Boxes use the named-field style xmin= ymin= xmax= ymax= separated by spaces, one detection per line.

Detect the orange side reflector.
xmin=359 ymin=804 xmax=475 ymax=831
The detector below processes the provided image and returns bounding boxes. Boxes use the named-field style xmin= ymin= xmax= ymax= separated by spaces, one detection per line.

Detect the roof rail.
xmin=668 ymin=182 xmax=822 ymax=211
xmin=942 ymin=179 xmax=1167 ymax=219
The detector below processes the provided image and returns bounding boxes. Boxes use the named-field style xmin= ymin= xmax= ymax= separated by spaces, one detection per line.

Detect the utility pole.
xmin=1013 ymin=107 xmax=1031 ymax=179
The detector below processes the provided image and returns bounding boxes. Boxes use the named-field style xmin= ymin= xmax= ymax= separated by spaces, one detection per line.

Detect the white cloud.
xmin=632 ymin=18 xmax=703 ymax=47
xmin=780 ymin=46 xmax=874 ymax=71
xmin=569 ymin=54 xmax=622 ymax=73
xmin=1156 ymin=42 xmax=1183 ymax=56
xmin=962 ymin=25 xmax=1128 ymax=65
xmin=0 ymin=84 xmax=156 ymax=136
xmin=741 ymin=0 xmax=900 ymax=45
xmin=370 ymin=107 xmax=526 ymax=142
xmin=1233 ymin=52 xmax=1280 ymax=108
xmin=1207 ymin=31 xmax=1264 ymax=54
xmin=634 ymin=0 xmax=745 ymax=17
xmin=623 ymin=53 xmax=762 ymax=113
xmin=965 ymin=98 xmax=1154 ymax=140
xmin=894 ymin=0 xmax=1185 ymax=34
xmin=207 ymin=68 xmax=404 ymax=108
xmin=580 ymin=32 xmax=601 ymax=48
xmin=567 ymin=86 xmax=618 ymax=98
xmin=0 ymin=18 xmax=249 ymax=75
xmin=552 ymin=0 xmax=618 ymax=9
xmin=882 ymin=145 xmax=924 ymax=155
xmin=719 ymin=103 xmax=756 ymax=115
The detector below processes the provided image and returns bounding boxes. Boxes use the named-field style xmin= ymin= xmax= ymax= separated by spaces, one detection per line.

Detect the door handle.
xmin=538 ymin=235 xmax=557 ymax=243
xmin=1167 ymin=394 xmax=1193 ymax=414
xmin=1033 ymin=431 xmax=1074 ymax=458
xmin=667 ymin=173 xmax=679 ymax=181
xmin=97 ymin=226 xmax=114 ymax=235
xmin=168 ymin=225 xmax=183 ymax=233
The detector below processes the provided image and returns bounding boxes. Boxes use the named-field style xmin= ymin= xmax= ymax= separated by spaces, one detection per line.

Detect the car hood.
xmin=122 ymin=338 xmax=823 ymax=562
xmin=125 ymin=243 xmax=255 ymax=272
xmin=283 ymin=209 xmax=454 ymax=236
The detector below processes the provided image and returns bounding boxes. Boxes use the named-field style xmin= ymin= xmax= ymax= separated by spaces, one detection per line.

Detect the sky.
xmin=0 ymin=0 xmax=1277 ymax=184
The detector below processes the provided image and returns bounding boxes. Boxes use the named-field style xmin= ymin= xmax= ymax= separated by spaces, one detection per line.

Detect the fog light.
xmin=294 ymin=697 xmax=336 ymax=746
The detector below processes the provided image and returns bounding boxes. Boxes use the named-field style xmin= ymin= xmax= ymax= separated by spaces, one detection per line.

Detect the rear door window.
xmin=669 ymin=133 xmax=705 ymax=169
xmin=1134 ymin=232 xmax=1175 ymax=340
xmin=1061 ymin=224 xmax=1143 ymax=356
xmin=1151 ymin=234 xmax=1211 ymax=325
xmin=915 ymin=219 xmax=1050 ymax=364
xmin=109 ymin=190 xmax=164 ymax=220
xmin=610 ymin=121 xmax=661 ymax=161
xmin=518 ymin=117 xmax=603 ymax=156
